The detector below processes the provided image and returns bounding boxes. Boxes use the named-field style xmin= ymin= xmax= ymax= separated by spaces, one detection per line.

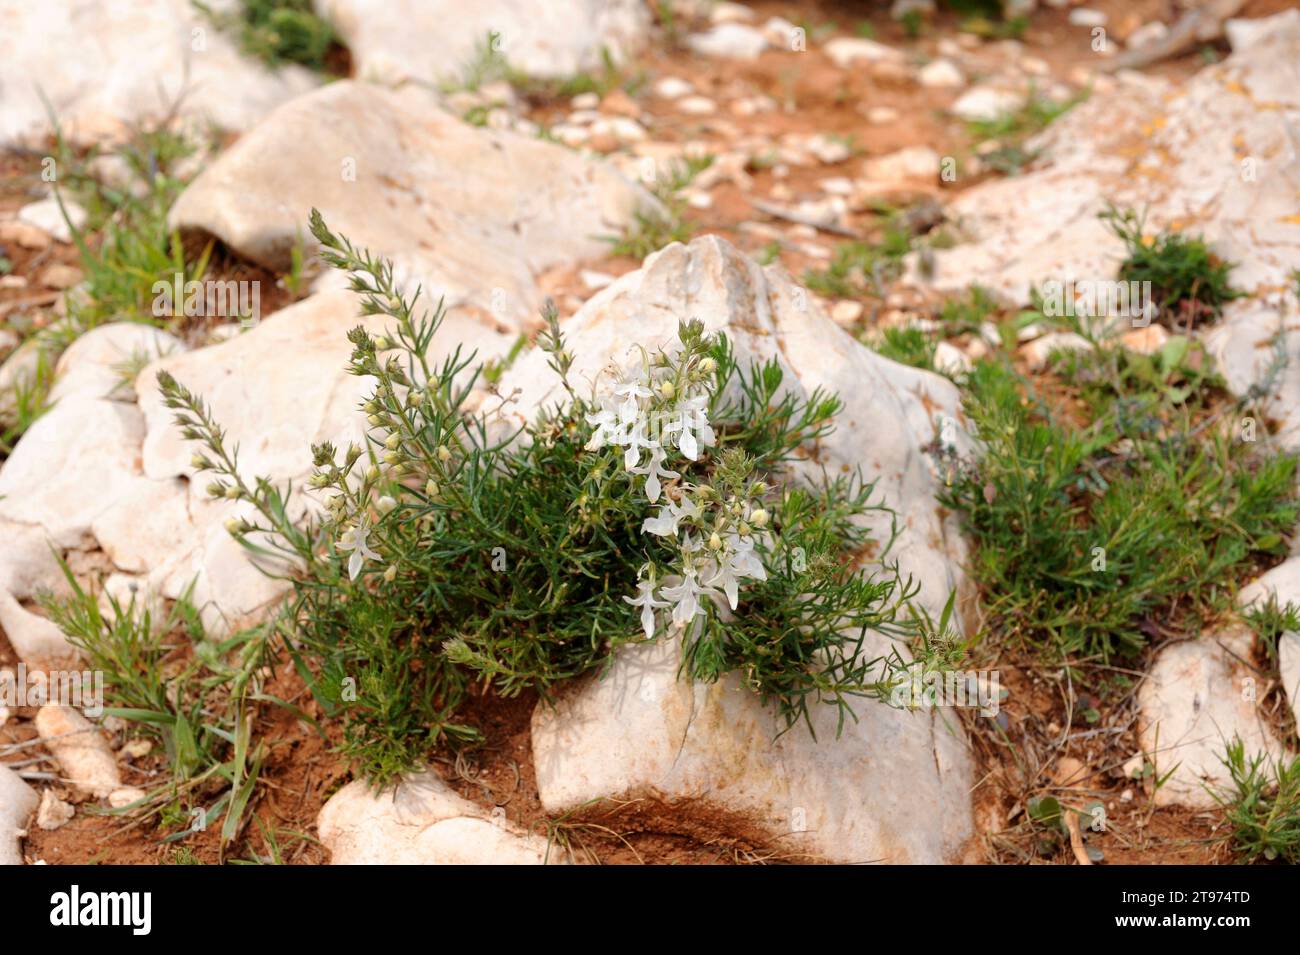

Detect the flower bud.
xmin=375 ymin=336 xmax=393 ymax=350
xmin=699 ymin=357 xmax=716 ymax=374
xmin=708 ymin=532 xmax=723 ymax=551
xmin=224 ymin=518 xmax=241 ymax=535
xmin=384 ymin=433 xmax=401 ymax=450
xmin=225 ymin=485 xmax=241 ymax=500
xmin=751 ymin=509 xmax=769 ymax=528
xmin=437 ymin=445 xmax=452 ymax=463
xmin=190 ymin=454 xmax=207 ymax=470
xmin=383 ymin=564 xmax=397 ymax=583
xmin=424 ymin=479 xmax=440 ymax=499
xmin=365 ymin=466 xmax=380 ymax=482
xmin=377 ymin=495 xmax=397 ymax=514
xmin=367 ymin=414 xmax=382 ymax=427
xmin=383 ymin=450 xmax=400 ymax=465
xmin=659 ymin=380 xmax=675 ymax=399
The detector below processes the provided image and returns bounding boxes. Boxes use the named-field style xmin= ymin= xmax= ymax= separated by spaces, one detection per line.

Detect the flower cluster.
xmin=582 ymin=322 xmax=771 ymax=641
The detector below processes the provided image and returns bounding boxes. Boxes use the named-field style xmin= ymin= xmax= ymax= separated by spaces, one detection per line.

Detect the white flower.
xmin=622 ymin=419 xmax=658 ymax=470
xmin=659 ymin=570 xmax=717 ymax=629
xmin=613 ymin=378 xmax=653 ymax=425
xmin=641 ymin=493 xmax=701 ymax=537
xmin=623 ymin=578 xmax=669 ymax=640
xmin=584 ymin=403 xmax=619 ymax=451
xmin=630 ymin=447 xmax=679 ymax=503
xmin=706 ymin=533 xmax=768 ymax=609
xmin=664 ymin=394 xmax=714 ymax=461
xmin=337 ymin=516 xmax=381 ymax=581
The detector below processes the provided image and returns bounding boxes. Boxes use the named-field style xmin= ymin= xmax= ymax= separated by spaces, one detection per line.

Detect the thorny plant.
xmin=157 ymin=210 xmax=957 ymax=783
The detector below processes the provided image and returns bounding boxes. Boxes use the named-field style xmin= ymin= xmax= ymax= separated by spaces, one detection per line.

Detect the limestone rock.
xmin=35 ymin=705 xmax=121 ymax=799
xmin=317 ymin=0 xmax=649 ymax=85
xmin=824 ymin=37 xmax=905 ymax=69
xmin=318 ymin=772 xmax=562 ymax=864
xmin=50 ymin=323 xmax=183 ymax=405
xmin=36 ymin=790 xmax=75 ymax=831
xmin=1239 ymin=555 xmax=1300 ymax=727
xmin=1137 ymin=630 xmax=1282 ymax=808
xmin=0 ymin=765 xmax=37 ymax=866
xmin=0 ymin=0 xmax=318 ymax=147
xmin=532 ymin=637 xmax=975 ymax=863
xmin=687 ymin=23 xmax=769 ymax=60
xmin=167 ymin=81 xmax=649 ymax=331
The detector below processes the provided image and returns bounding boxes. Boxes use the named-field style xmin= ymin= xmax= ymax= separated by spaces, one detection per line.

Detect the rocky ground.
xmin=1 ymin=0 xmax=1298 ymax=865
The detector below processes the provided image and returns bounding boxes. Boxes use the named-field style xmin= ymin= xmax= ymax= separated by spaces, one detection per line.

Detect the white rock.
xmin=652 ymin=77 xmax=694 ymax=100
xmin=808 ymin=135 xmax=851 ymax=165
xmin=677 ymin=95 xmax=717 ymax=116
xmin=590 ymin=116 xmax=646 ymax=142
xmin=687 ymin=23 xmax=769 ymax=60
xmin=49 ymin=323 xmax=183 ymax=405
xmin=17 ymin=198 xmax=88 ymax=243
xmin=35 ymin=706 xmax=121 ymax=799
xmin=579 ymin=269 xmax=615 ymax=290
xmin=1282 ymin=634 xmax=1300 ymax=732
xmin=108 ymin=787 xmax=146 ymax=809
xmin=710 ymin=1 xmax=755 ymax=24
xmin=493 ymin=236 xmax=975 ymax=863
xmin=1068 ymin=8 xmax=1107 ymax=28
xmin=36 ymin=790 xmax=74 ymax=831
xmin=1118 ymin=323 xmax=1169 ymax=356
xmin=0 ymin=765 xmax=37 ymax=866
xmin=919 ymin=59 xmax=966 ymax=89
xmin=1238 ymin=555 xmax=1300 ymax=727
xmin=532 ymin=637 xmax=974 ymax=864
xmin=1019 ymin=331 xmax=1093 ymax=370
xmin=1137 ymin=630 xmax=1283 ymax=808
xmin=865 ymin=106 xmax=900 ymax=124
xmin=824 ymin=37 xmax=905 ymax=69
xmin=318 ymin=772 xmax=562 ymax=864
xmin=830 ymin=300 xmax=864 ymax=324
xmin=761 ymin=16 xmax=801 ymax=50
xmin=319 ymin=0 xmax=649 ymax=85
xmin=0 ymin=0 xmax=317 ymax=147
xmin=1124 ymin=21 xmax=1168 ymax=51
xmin=933 ymin=341 xmax=973 ymax=375
xmin=951 ymin=86 xmax=1026 ymax=122
xmin=167 ymin=81 xmax=649 ymax=331
xmin=861 ymin=145 xmax=941 ymax=183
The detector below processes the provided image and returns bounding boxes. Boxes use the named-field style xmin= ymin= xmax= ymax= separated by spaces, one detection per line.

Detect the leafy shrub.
xmin=40 ymin=568 xmax=278 ymax=856
xmin=158 ymin=211 xmax=954 ymax=781
xmin=1215 ymin=739 xmax=1300 ymax=863
xmin=1102 ymin=206 xmax=1240 ymax=327
xmin=940 ymin=355 xmax=1300 ymax=659
xmin=196 ymin=0 xmax=338 ymax=72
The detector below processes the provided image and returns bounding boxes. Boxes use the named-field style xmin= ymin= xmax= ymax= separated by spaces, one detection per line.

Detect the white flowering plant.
xmin=158 ymin=211 xmax=958 ymax=782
